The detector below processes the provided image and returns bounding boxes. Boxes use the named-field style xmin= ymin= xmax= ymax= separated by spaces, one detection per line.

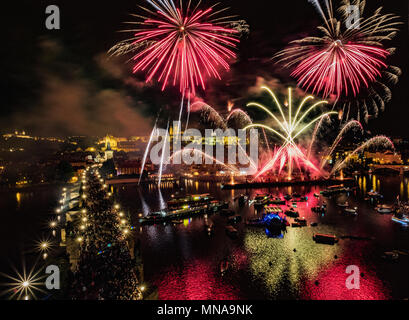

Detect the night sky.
xmin=0 ymin=0 xmax=408 ymax=137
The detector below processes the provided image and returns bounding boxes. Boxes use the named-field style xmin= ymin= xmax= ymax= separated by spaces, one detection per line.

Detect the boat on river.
xmin=337 ymin=201 xmax=349 ymax=207
xmin=392 ymin=213 xmax=409 ymax=226
xmin=284 ymin=208 xmax=299 ymax=218
xmin=265 ymin=204 xmax=283 ymax=214
xmin=321 ymin=185 xmax=348 ymax=196
xmin=367 ymin=190 xmax=383 ymax=199
xmin=167 ymin=193 xmax=214 ymax=209
xmin=313 ymin=233 xmax=339 ymax=245
xmin=140 ymin=200 xmax=227 ymax=225
xmin=344 ymin=207 xmax=358 ymax=216
xmin=253 ymin=193 xmax=270 ymax=206
xmin=376 ymin=204 xmax=395 ymax=214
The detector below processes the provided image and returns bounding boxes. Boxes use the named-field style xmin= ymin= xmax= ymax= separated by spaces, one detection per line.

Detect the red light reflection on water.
xmin=302 ymin=259 xmax=389 ymax=300
xmin=154 ymin=258 xmax=240 ymax=300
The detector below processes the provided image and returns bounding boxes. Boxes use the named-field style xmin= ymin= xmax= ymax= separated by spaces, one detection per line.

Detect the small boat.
xmin=225 ymin=225 xmax=238 ymax=237
xmin=392 ymin=213 xmax=409 ymax=226
xmin=253 ymin=194 xmax=270 ymax=206
xmin=367 ymin=191 xmax=383 ymax=199
xmin=167 ymin=193 xmax=214 ymax=209
xmin=292 ymin=193 xmax=301 ymax=198
xmin=314 ymin=193 xmax=320 ymax=198
xmin=313 ymin=233 xmax=339 ymax=245
xmin=284 ymin=209 xmax=299 ymax=218
xmin=265 ymin=205 xmax=283 ymax=214
xmin=382 ymin=251 xmax=399 ymax=261
xmin=284 ymin=194 xmax=292 ymax=201
xmin=310 ymin=222 xmax=318 ymax=227
xmin=321 ymin=185 xmax=347 ymax=196
xmin=376 ymin=204 xmax=395 ymax=214
xmin=337 ymin=201 xmax=349 ymax=207
xmin=344 ymin=207 xmax=358 ymax=216
xmin=291 ymin=222 xmax=303 ymax=228
xmin=171 ymin=219 xmax=183 ymax=224
xmin=294 ymin=217 xmax=307 ymax=226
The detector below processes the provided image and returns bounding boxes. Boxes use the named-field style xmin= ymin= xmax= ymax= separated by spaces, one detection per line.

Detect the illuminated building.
xmin=365 ymin=151 xmax=403 ymax=164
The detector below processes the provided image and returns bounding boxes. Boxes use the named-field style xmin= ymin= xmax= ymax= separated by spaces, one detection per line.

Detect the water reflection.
xmin=114 ymin=175 xmax=409 ymax=300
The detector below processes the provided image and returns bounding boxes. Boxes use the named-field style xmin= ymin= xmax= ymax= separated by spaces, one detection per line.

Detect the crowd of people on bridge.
xmin=71 ymin=169 xmax=142 ymax=300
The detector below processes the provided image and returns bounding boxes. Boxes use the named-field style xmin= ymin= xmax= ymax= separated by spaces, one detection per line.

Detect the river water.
xmin=117 ymin=174 xmax=409 ymax=300
xmin=0 ymin=175 xmax=408 ymax=300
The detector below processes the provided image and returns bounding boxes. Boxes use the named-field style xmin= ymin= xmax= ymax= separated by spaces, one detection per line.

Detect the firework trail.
xmin=319 ymin=119 xmax=363 ymax=169
xmin=139 ymin=119 xmax=158 ymax=184
xmin=138 ymin=189 xmax=151 ymax=216
xmin=274 ymin=0 xmax=402 ymax=121
xmin=226 ymin=109 xmax=252 ymax=126
xmin=307 ymin=113 xmax=331 ymax=159
xmin=195 ymin=101 xmax=227 ymax=129
xmin=158 ymin=120 xmax=170 ymax=186
xmin=168 ymin=148 xmax=240 ymax=173
xmin=330 ymin=135 xmax=394 ymax=175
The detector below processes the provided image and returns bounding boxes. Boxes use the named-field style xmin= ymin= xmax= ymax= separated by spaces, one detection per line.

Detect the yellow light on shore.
xmin=76 ymin=237 xmax=83 ymax=243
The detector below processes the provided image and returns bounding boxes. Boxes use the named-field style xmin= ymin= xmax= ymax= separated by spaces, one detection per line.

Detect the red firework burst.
xmin=111 ymin=0 xmax=241 ymax=96
xmin=291 ymin=42 xmax=389 ymax=98
xmin=274 ymin=0 xmax=401 ymax=103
